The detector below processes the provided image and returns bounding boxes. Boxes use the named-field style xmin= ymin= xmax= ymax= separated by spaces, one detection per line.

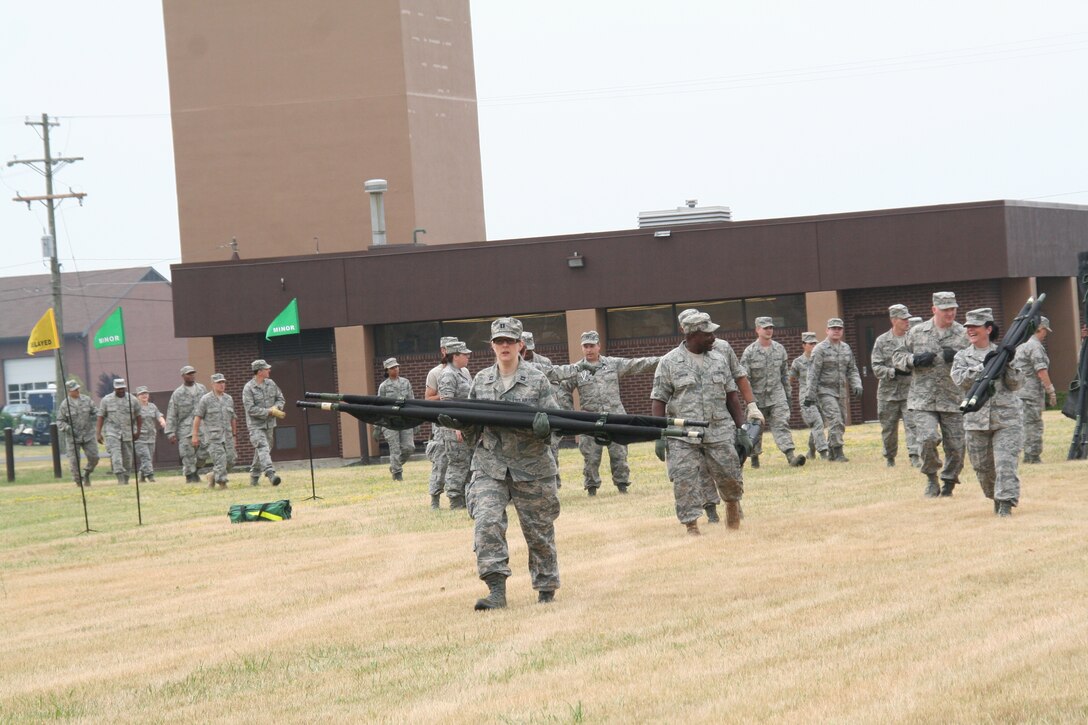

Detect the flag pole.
xmin=121 ymin=334 xmax=143 ymax=525
xmin=58 ymin=354 xmax=95 ymax=534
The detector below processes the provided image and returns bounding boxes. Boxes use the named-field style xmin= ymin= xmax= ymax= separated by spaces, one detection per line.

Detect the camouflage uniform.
xmin=55 ymin=390 xmax=99 ymax=484
xmin=98 ymin=391 xmax=141 ymax=478
xmin=1013 ymin=335 xmax=1049 ymax=461
xmin=242 ymin=373 xmax=285 ymax=482
xmin=741 ymin=339 xmax=794 ymax=458
xmin=789 ymin=352 xmax=828 ymax=456
xmin=652 ymin=343 xmax=743 ymax=525
xmin=377 ymin=375 xmax=415 ymax=476
xmin=952 ymin=343 xmax=1023 ymax=505
xmin=438 ymin=363 xmax=474 ymax=502
xmin=871 ymin=328 xmax=918 ymax=463
xmin=165 ymin=381 xmax=208 ymax=477
xmin=465 ymin=358 xmax=561 ymax=593
xmin=135 ymin=398 xmax=163 ymax=479
xmin=194 ymin=389 xmax=235 ymax=484
xmin=559 ymin=353 xmax=660 ymax=491
xmin=804 ymin=336 xmax=862 ymax=451
xmin=426 ymin=361 xmax=451 ymax=493
xmin=894 ymin=315 xmax=969 ymax=483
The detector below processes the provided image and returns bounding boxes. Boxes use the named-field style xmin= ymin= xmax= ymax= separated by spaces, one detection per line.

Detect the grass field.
xmin=2 ymin=413 xmax=1086 ymax=723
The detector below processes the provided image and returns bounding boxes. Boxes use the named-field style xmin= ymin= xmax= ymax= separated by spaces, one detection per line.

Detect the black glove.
xmin=532 ymin=411 xmax=551 ymax=439
xmin=912 ymin=352 xmax=937 ymax=368
xmin=894 ymin=368 xmax=911 ymax=377
xmin=654 ymin=438 xmax=667 ymax=462
xmin=734 ymin=428 xmax=754 ymax=461
xmin=436 ymin=414 xmax=464 ymax=430
xmin=803 ymin=396 xmax=815 ymax=407
xmin=941 ymin=347 xmax=956 ymax=364
xmin=983 ymin=350 xmax=998 ymax=366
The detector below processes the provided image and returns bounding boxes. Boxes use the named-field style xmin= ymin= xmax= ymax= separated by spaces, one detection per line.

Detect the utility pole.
xmin=8 ymin=113 xmax=87 ymax=390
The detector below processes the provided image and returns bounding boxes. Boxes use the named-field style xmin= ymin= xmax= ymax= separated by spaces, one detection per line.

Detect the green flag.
xmin=266 ymin=298 xmax=300 ymax=340
xmin=93 ymin=307 xmax=125 ymax=349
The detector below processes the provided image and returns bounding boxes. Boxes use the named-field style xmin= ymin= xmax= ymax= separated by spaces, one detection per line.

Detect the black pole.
xmin=121 ymin=343 xmax=143 ymax=525
xmin=298 ymin=332 xmax=321 ymax=501
xmin=58 ymin=358 xmax=94 ymax=534
xmin=4 ymin=427 xmax=13 ymax=482
xmin=49 ymin=423 xmax=62 ymax=478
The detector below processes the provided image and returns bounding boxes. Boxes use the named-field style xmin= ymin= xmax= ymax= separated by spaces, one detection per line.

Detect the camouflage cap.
xmin=801 ymin=332 xmax=818 ymax=344
xmin=681 ymin=312 xmax=720 ymax=334
xmin=113 ymin=378 xmax=127 ymax=389
xmin=65 ymin=379 xmax=81 ymax=391
xmin=180 ymin=365 xmax=196 ymax=375
xmin=888 ymin=304 xmax=911 ymax=320
xmin=521 ymin=331 xmax=535 ymax=350
xmin=827 ymin=318 xmax=844 ymax=328
xmin=446 ymin=341 xmax=472 ymax=355
xmin=210 ymin=373 xmax=226 ymax=383
xmin=677 ymin=308 xmax=699 ymax=324
xmin=251 ymin=359 xmax=272 ymax=372
xmin=754 ymin=316 xmax=775 ymax=328
xmin=932 ymin=291 xmax=959 ymax=309
xmin=908 ymin=316 xmax=923 ymax=328
xmin=382 ymin=357 xmax=400 ymax=369
xmin=964 ymin=308 xmax=993 ymax=326
xmin=439 ymin=336 xmax=458 ymax=348
xmin=135 ymin=385 xmax=150 ymax=394
xmin=490 ymin=317 xmax=523 ymax=341
xmin=1038 ymin=316 xmax=1052 ymax=331
xmin=580 ymin=330 xmax=600 ymax=345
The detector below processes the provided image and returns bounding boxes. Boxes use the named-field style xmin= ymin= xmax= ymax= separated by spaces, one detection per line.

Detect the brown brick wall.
xmin=212 ymin=334 xmax=263 ymax=463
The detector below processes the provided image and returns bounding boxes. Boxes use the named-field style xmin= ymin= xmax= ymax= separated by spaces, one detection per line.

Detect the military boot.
xmin=885 ymin=457 xmax=895 ymax=467
xmin=617 ymin=483 xmax=629 ymax=494
xmin=751 ymin=455 xmax=760 ymax=469
xmin=996 ymin=501 xmax=1013 ymax=517
xmin=586 ymin=486 xmax=598 ymax=497
xmin=268 ymin=471 xmax=282 ymax=486
xmin=474 ymin=573 xmax=507 ymax=611
xmin=819 ymin=449 xmax=830 ymax=460
xmin=939 ymin=478 xmax=956 ymax=497
xmin=250 ymin=473 xmax=261 ymax=486
xmin=537 ymin=590 xmax=555 ymax=604
xmin=138 ymin=472 xmax=146 ymax=483
xmin=83 ymin=469 xmax=92 ymax=486
xmin=1023 ymin=455 xmax=1041 ymax=464
xmin=147 ymin=474 xmax=155 ymax=482
xmin=785 ymin=450 xmax=806 ymax=467
xmin=430 ymin=494 xmax=441 ymax=509
xmin=704 ymin=504 xmax=720 ymax=524
xmin=117 ymin=473 xmax=128 ymax=485
xmin=449 ymin=497 xmax=467 ymax=510
xmin=725 ymin=501 xmax=741 ymax=530
xmin=392 ymin=471 xmax=403 ymax=481
xmin=909 ymin=454 xmax=921 ymax=468
xmin=685 ymin=521 xmax=701 ymax=536
xmin=924 ymin=474 xmax=940 ymax=498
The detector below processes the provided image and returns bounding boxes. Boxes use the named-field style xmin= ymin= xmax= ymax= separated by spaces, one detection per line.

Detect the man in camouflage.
xmin=951 ymin=308 xmax=1023 ymax=516
xmin=522 ymin=330 xmax=571 ymax=486
xmin=1013 ymin=316 xmax=1056 ymax=463
xmin=424 ymin=337 xmax=459 ymax=496
xmin=559 ymin=330 xmax=660 ymax=495
xmin=893 ymin=291 xmax=970 ymax=497
xmin=95 ymin=378 xmax=142 ymax=485
xmin=741 ymin=316 xmax=804 ymax=467
xmin=243 ymin=359 xmax=285 ymax=486
xmin=870 ymin=304 xmax=919 ymax=467
xmin=652 ymin=310 xmax=749 ymax=535
xmin=165 ymin=365 xmax=209 ymax=483
xmin=192 ymin=373 xmax=237 ymax=489
xmin=55 ymin=379 xmax=99 ymax=486
xmin=378 ymin=357 xmax=415 ymax=480
xmin=437 ymin=341 xmax=473 ymax=508
xmin=803 ymin=318 xmax=863 ymax=462
xmin=789 ymin=332 xmax=829 ymax=460
xmin=134 ymin=386 xmax=165 ymax=482
xmin=446 ymin=317 xmax=561 ymax=610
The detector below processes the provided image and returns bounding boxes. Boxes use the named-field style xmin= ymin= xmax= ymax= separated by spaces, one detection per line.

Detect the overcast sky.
xmin=3 ymin=1 xmax=1087 ymax=281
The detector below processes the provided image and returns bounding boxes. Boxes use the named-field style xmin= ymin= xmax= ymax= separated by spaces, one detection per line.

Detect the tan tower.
xmin=163 ymin=0 xmax=486 ymax=262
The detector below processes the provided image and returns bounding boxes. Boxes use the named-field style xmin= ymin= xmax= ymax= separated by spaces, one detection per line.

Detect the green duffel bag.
xmin=229 ymin=499 xmax=292 ymax=523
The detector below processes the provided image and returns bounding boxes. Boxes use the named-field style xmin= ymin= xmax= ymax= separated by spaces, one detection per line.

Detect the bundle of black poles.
xmin=298 ymin=394 xmax=707 ymax=446
xmin=1068 ymin=251 xmax=1088 ymax=460
xmin=960 ymin=293 xmax=1046 ymax=414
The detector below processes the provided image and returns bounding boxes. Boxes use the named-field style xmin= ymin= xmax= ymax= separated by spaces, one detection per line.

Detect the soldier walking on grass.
xmin=803 ymin=318 xmax=863 ymax=462
xmin=789 ymin=332 xmax=829 ymax=461
xmin=377 ymin=357 xmax=415 ymax=481
xmin=871 ymin=305 xmax=919 ymax=467
xmin=134 ymin=386 xmax=165 ymax=482
xmin=243 ymin=359 xmax=285 ymax=486
xmin=192 ymin=373 xmax=237 ymax=489
xmin=1013 ymin=316 xmax=1056 ymax=463
xmin=96 ymin=379 xmax=142 ymax=485
xmin=55 ymin=379 xmax=98 ymax=487
xmin=165 ymin=365 xmax=208 ymax=483
xmin=742 ymin=316 xmax=804 ymax=468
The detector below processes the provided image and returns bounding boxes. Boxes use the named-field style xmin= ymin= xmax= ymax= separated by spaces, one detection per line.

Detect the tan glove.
xmin=1046 ymin=386 xmax=1057 ymax=408
xmin=746 ymin=401 xmax=765 ymax=424
xmin=268 ymin=407 xmax=286 ymax=420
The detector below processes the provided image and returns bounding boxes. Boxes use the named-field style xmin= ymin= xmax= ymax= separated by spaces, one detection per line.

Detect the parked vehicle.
xmin=12 ymin=412 xmax=52 ymax=445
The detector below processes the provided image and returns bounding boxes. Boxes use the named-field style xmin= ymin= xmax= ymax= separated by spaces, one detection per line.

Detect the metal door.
xmin=855 ymin=315 xmax=889 ymax=421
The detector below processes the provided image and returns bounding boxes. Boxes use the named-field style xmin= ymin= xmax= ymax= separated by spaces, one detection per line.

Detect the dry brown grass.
xmin=2 ymin=412 xmax=1086 ymax=723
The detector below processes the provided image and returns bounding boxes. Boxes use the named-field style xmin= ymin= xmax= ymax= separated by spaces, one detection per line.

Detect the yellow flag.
xmin=27 ymin=308 xmax=60 ymax=356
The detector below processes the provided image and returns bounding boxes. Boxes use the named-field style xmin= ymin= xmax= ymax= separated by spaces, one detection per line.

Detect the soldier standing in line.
xmin=559 ymin=330 xmax=660 ymax=496
xmin=522 ymin=330 xmax=570 ymax=487
xmin=741 ymin=317 xmax=805 ymax=468
xmin=192 ymin=373 xmax=237 ymax=489
xmin=55 ymin=379 xmax=99 ymax=487
xmin=134 ymin=386 xmax=165 ymax=482
xmin=437 ymin=341 xmax=473 ymax=509
xmin=165 ymin=365 xmax=209 ymax=483
xmin=95 ymin=378 xmax=142 ymax=485
xmin=870 ymin=304 xmax=919 ymax=468
xmin=893 ymin=291 xmax=970 ymax=497
xmin=652 ymin=311 xmax=747 ymax=535
xmin=424 ymin=337 xmax=458 ymax=496
xmin=951 ymin=308 xmax=1023 ymax=516
xmin=1013 ymin=316 xmax=1056 ymax=463
xmin=803 ymin=318 xmax=863 ymax=462
xmin=439 ymin=317 xmax=561 ymax=610
xmin=377 ymin=357 xmax=415 ymax=481
xmin=789 ymin=332 xmax=829 ymax=461
xmin=243 ymin=359 xmax=285 ymax=486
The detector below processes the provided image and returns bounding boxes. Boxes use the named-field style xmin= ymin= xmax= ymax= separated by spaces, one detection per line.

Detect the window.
xmin=676 ymin=299 xmax=745 ymax=332
xmin=745 ymin=295 xmax=806 ymax=328
xmin=374 ymin=313 xmax=568 ymax=358
xmin=373 ymin=321 xmax=441 ymax=358
xmin=606 ymin=304 xmax=675 ymax=339
xmin=607 ymin=294 xmax=807 ymax=339
xmin=6 ymin=381 xmax=52 ymax=406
